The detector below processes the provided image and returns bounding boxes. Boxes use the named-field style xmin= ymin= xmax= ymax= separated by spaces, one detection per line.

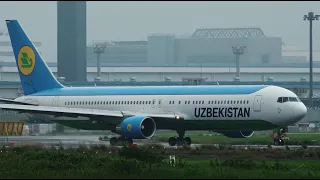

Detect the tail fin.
xmin=6 ymin=20 xmax=64 ymax=95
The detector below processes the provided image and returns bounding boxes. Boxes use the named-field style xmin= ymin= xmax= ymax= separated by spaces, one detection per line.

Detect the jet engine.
xmin=115 ymin=115 xmax=156 ymax=139
xmin=218 ymin=130 xmax=254 ymax=138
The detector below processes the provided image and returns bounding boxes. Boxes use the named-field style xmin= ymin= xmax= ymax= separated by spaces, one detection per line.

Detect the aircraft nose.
xmin=293 ymin=103 xmax=307 ymax=120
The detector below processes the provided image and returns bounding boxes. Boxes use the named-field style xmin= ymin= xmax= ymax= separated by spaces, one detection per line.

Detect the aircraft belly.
xmin=182 ymin=119 xmax=277 ymax=131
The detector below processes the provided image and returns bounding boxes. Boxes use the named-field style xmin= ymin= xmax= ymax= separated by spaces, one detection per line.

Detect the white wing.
xmin=0 ymin=104 xmax=181 ymax=125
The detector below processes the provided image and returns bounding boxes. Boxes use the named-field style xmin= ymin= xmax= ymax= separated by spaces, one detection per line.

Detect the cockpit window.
xmin=289 ymin=97 xmax=298 ymax=102
xmin=277 ymin=97 xmax=300 ymax=103
xmin=277 ymin=97 xmax=283 ymax=103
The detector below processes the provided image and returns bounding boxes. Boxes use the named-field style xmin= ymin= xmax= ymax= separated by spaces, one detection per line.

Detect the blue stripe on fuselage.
xmin=29 ymin=85 xmax=268 ymax=96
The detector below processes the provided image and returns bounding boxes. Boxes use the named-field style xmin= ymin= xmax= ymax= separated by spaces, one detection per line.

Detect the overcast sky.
xmin=0 ymin=1 xmax=320 ymax=61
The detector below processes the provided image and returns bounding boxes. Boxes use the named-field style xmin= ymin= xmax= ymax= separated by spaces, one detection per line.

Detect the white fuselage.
xmin=15 ymin=85 xmax=307 ymax=131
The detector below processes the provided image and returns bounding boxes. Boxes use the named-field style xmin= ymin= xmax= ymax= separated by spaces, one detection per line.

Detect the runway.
xmin=0 ymin=135 xmax=319 ymax=150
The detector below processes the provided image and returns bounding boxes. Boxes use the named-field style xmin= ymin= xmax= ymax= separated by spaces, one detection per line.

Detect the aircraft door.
xmin=52 ymin=96 xmax=59 ymax=107
xmin=253 ymin=95 xmax=262 ymax=112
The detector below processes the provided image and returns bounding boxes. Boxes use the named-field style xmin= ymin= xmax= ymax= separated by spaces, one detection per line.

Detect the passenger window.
xmin=188 ymin=101 xmax=190 ymax=104
xmin=179 ymin=101 xmax=181 ymax=104
xmin=283 ymin=97 xmax=289 ymax=103
xmin=208 ymin=101 xmax=211 ymax=104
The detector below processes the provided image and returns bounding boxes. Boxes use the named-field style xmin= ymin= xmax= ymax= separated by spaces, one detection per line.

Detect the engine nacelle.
xmin=218 ymin=130 xmax=254 ymax=138
xmin=115 ymin=115 xmax=156 ymax=139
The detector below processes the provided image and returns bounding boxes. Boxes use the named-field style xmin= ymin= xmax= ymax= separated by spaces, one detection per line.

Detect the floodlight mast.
xmin=304 ymin=12 xmax=320 ymax=108
xmin=232 ymin=45 xmax=246 ymax=79
xmin=93 ymin=42 xmax=107 ymax=78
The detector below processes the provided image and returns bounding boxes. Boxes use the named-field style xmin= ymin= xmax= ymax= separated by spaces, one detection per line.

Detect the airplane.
xmin=0 ymin=20 xmax=307 ymax=147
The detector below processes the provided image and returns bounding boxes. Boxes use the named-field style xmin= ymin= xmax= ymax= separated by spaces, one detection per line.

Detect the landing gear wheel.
xmin=110 ymin=137 xmax=133 ymax=146
xmin=176 ymin=137 xmax=185 ymax=146
xmin=168 ymin=137 xmax=176 ymax=146
xmin=274 ymin=138 xmax=285 ymax=146
xmin=110 ymin=137 xmax=118 ymax=146
xmin=184 ymin=137 xmax=191 ymax=146
xmin=124 ymin=138 xmax=133 ymax=146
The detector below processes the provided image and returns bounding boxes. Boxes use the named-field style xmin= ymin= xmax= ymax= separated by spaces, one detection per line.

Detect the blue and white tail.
xmin=6 ymin=20 xmax=64 ymax=95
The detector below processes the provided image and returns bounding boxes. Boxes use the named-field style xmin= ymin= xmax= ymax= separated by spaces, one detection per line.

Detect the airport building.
xmin=87 ymin=28 xmax=288 ymax=66
xmin=57 ymin=1 xmax=87 ymax=82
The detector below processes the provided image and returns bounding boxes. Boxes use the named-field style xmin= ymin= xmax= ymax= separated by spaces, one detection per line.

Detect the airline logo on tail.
xmin=18 ymin=46 xmax=35 ymax=76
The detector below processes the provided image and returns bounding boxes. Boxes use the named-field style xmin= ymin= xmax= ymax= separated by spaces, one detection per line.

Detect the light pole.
xmin=93 ymin=42 xmax=107 ymax=78
xmin=304 ymin=12 xmax=320 ymax=107
xmin=232 ymin=45 xmax=246 ymax=79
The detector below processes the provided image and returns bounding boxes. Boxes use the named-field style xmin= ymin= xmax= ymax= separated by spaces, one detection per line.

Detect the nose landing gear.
xmin=270 ymin=127 xmax=288 ymax=146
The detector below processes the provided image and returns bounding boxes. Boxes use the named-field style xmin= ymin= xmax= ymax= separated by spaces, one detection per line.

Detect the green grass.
xmin=154 ymin=132 xmax=320 ymax=145
xmin=1 ymin=144 xmax=320 ymax=178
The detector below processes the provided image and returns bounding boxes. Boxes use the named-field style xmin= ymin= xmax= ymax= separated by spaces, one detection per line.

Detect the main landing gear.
xmin=110 ymin=136 xmax=133 ymax=146
xmin=168 ymin=130 xmax=192 ymax=147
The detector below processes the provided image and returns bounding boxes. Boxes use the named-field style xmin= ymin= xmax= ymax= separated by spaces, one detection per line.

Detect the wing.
xmin=0 ymin=97 xmax=38 ymax=105
xmin=0 ymin=104 xmax=181 ymax=125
